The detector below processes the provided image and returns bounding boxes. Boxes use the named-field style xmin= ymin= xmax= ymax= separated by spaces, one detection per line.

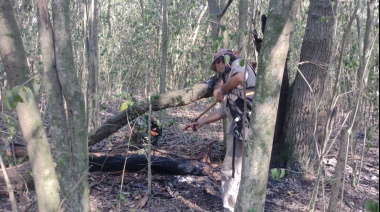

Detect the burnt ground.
xmin=0 ymin=97 xmax=379 ymax=211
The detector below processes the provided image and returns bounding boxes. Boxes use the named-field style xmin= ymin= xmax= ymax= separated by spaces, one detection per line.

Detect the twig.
xmin=0 ymin=155 xmax=18 ymax=211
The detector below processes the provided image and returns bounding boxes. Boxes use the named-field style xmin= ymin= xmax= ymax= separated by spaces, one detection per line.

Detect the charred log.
xmin=0 ymin=145 xmax=212 ymax=194
xmin=89 ymin=153 xmax=211 ymax=175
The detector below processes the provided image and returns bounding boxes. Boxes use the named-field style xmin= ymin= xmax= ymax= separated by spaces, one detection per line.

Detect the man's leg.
xmin=221 ymin=132 xmax=244 ymax=212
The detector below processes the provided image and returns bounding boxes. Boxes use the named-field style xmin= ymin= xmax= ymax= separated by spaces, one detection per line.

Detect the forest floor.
xmin=0 ymin=97 xmax=379 ymax=211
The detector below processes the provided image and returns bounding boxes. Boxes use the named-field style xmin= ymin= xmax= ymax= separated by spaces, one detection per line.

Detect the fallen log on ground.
xmin=89 ymin=153 xmax=211 ymax=175
xmin=0 ymin=161 xmax=33 ymax=195
xmin=88 ymin=76 xmax=216 ymax=146
xmin=1 ymin=150 xmax=211 ymax=194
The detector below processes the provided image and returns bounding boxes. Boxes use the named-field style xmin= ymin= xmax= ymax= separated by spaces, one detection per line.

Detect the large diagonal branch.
xmin=218 ymin=0 xmax=233 ymax=20
xmin=88 ymin=76 xmax=216 ymax=146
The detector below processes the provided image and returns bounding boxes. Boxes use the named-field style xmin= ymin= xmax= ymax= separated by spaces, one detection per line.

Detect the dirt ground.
xmin=0 ymin=97 xmax=379 ymax=211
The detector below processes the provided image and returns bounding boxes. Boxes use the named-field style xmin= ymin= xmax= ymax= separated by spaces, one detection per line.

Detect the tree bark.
xmin=207 ymin=0 xmax=220 ymax=42
xmin=235 ymin=0 xmax=300 ymax=211
xmin=327 ymin=129 xmax=349 ymax=212
xmin=159 ymin=0 xmax=168 ymax=95
xmin=283 ymin=0 xmax=337 ymax=174
xmin=86 ymin=0 xmax=100 ymax=132
xmin=238 ymin=0 xmax=248 ymax=56
xmin=88 ymin=76 xmax=216 ymax=146
xmin=51 ymin=0 xmax=90 ymax=210
xmin=0 ymin=0 xmax=61 ymax=210
xmin=36 ymin=0 xmax=69 ymax=157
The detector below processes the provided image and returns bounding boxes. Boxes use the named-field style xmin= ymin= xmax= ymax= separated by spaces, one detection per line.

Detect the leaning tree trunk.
xmin=88 ymin=76 xmax=216 ymax=145
xmin=0 ymin=0 xmax=61 ymax=210
xmin=283 ymin=0 xmax=337 ymax=175
xmin=86 ymin=0 xmax=100 ymax=132
xmin=51 ymin=0 xmax=90 ymax=211
xmin=235 ymin=0 xmax=300 ymax=211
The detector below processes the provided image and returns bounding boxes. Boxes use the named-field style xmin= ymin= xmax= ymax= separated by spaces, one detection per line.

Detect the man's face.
xmin=214 ymin=56 xmax=226 ymax=74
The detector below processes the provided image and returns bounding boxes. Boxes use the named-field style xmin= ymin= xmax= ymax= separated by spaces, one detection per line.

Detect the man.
xmin=183 ymin=49 xmax=256 ymax=212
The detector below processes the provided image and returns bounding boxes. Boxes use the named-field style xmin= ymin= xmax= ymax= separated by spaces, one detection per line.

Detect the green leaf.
xmin=220 ymin=25 xmax=226 ymax=32
xmin=4 ymin=94 xmax=18 ymax=110
xmin=271 ymin=168 xmax=279 ymax=180
xmin=364 ymin=199 xmax=379 ymax=212
xmin=151 ymin=95 xmax=160 ymax=100
xmin=11 ymin=86 xmax=21 ymax=97
xmin=239 ymin=59 xmax=245 ymax=67
xmin=271 ymin=168 xmax=285 ymax=181
xmin=33 ymin=81 xmax=40 ymax=94
xmin=224 ymin=55 xmax=230 ymax=65
xmin=12 ymin=94 xmax=24 ymax=103
xmin=119 ymin=101 xmax=133 ymax=111
xmin=248 ymin=208 xmax=258 ymax=212
xmin=22 ymin=86 xmax=34 ymax=102
xmin=321 ymin=16 xmax=329 ymax=23
xmin=120 ymin=102 xmax=129 ymax=111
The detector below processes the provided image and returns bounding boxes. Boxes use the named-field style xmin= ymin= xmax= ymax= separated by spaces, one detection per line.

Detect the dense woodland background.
xmin=0 ymin=0 xmax=379 ymax=211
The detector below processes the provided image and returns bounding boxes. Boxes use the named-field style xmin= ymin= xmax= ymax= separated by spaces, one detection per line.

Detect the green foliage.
xmin=224 ymin=55 xmax=231 ymax=65
xmin=151 ymin=95 xmax=160 ymax=100
xmin=270 ymin=168 xmax=286 ymax=181
xmin=116 ymin=191 xmax=130 ymax=202
xmin=2 ymin=115 xmax=16 ymax=140
xmin=321 ymin=16 xmax=329 ymax=23
xmin=32 ymin=81 xmax=40 ymax=94
xmin=120 ymin=100 xmax=134 ymax=111
xmin=136 ymin=149 xmax=143 ymax=155
xmin=248 ymin=208 xmax=258 ymax=212
xmin=239 ymin=59 xmax=245 ymax=67
xmin=4 ymin=85 xmax=35 ymax=110
xmin=364 ymin=199 xmax=379 ymax=212
xmin=365 ymin=141 xmax=373 ymax=149
xmin=168 ymin=119 xmax=176 ymax=127
xmin=220 ymin=24 xmax=227 ymax=32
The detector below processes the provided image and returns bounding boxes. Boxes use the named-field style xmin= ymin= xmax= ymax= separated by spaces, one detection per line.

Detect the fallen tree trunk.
xmin=0 ymin=161 xmax=33 ymax=195
xmin=1 ymin=150 xmax=211 ymax=194
xmin=89 ymin=153 xmax=210 ymax=175
xmin=88 ymin=76 xmax=216 ymax=146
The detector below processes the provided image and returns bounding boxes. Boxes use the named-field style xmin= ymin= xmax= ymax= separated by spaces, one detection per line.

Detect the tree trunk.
xmin=350 ymin=0 xmax=376 ymax=188
xmin=159 ymin=0 xmax=168 ymax=95
xmin=327 ymin=128 xmax=349 ymax=212
xmin=86 ymin=0 xmax=100 ymax=132
xmin=36 ymin=0 xmax=69 ymax=155
xmin=283 ymin=0 xmax=337 ymax=175
xmin=207 ymin=0 xmax=219 ymax=42
xmin=235 ymin=1 xmax=300 ymax=211
xmin=271 ymin=60 xmax=290 ymax=165
xmin=88 ymin=77 xmax=216 ymax=146
xmin=0 ymin=0 xmax=61 ymax=210
xmin=238 ymin=0 xmax=248 ymax=56
xmin=51 ymin=0 xmax=90 ymax=210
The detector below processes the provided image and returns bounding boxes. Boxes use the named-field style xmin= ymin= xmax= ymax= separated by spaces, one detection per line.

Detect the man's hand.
xmin=183 ymin=121 xmax=203 ymax=131
xmin=214 ymin=87 xmax=225 ymax=103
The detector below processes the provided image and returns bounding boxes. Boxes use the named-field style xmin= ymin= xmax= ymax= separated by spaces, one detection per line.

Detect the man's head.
xmin=209 ymin=49 xmax=235 ymax=74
